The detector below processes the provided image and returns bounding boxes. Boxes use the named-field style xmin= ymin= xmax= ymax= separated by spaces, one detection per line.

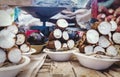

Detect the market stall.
xmin=0 ymin=0 xmax=120 ymax=77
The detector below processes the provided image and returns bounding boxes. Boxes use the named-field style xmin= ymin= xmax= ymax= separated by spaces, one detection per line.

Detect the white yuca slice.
xmin=56 ymin=19 xmax=68 ymax=28
xmin=54 ymin=40 xmax=62 ymax=50
xmin=0 ymin=29 xmax=15 ymax=38
xmin=20 ymin=43 xmax=30 ymax=53
xmin=0 ymin=10 xmax=12 ymax=26
xmin=98 ymin=21 xmax=111 ymax=35
xmin=8 ymin=47 xmax=22 ymax=64
xmin=98 ymin=36 xmax=111 ymax=48
xmin=67 ymin=39 xmax=75 ymax=49
xmin=53 ymin=29 xmax=62 ymax=39
xmin=106 ymin=45 xmax=118 ymax=56
xmin=0 ymin=36 xmax=15 ymax=49
xmin=62 ymin=31 xmax=69 ymax=40
xmin=86 ymin=29 xmax=99 ymax=44
xmin=94 ymin=46 xmax=105 ymax=54
xmin=7 ymin=25 xmax=18 ymax=34
xmin=112 ymin=32 xmax=120 ymax=44
xmin=84 ymin=45 xmax=94 ymax=55
xmin=110 ymin=20 xmax=117 ymax=31
xmin=0 ymin=49 xmax=6 ymax=67
xmin=16 ymin=33 xmax=26 ymax=45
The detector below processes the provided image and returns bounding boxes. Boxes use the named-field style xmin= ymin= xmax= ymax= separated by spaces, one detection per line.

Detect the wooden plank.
xmin=71 ymin=61 xmax=105 ymax=77
xmin=37 ymin=58 xmax=120 ymax=77
xmin=50 ymin=61 xmax=75 ymax=77
xmin=37 ymin=59 xmax=52 ymax=77
xmin=108 ymin=70 xmax=120 ymax=77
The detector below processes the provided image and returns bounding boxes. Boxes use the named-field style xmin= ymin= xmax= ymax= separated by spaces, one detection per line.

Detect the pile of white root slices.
xmin=46 ymin=19 xmax=75 ymax=51
xmin=78 ymin=20 xmax=120 ymax=57
xmin=0 ymin=10 xmax=31 ymax=67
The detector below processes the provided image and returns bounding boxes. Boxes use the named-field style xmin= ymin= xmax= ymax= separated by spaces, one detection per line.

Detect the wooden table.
xmin=36 ymin=58 xmax=120 ymax=77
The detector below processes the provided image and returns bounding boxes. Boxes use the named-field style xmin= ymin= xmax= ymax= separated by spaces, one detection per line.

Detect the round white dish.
xmin=0 ymin=56 xmax=30 ymax=77
xmin=43 ymin=48 xmax=77 ymax=61
xmin=22 ymin=48 xmax=36 ymax=57
xmin=73 ymin=52 xmax=120 ymax=70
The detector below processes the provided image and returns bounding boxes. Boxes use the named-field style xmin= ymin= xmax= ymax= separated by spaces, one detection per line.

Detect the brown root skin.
xmin=91 ymin=22 xmax=100 ymax=30
xmin=116 ymin=16 xmax=120 ymax=25
xmin=46 ymin=41 xmax=55 ymax=49
xmin=116 ymin=26 xmax=120 ymax=32
xmin=97 ymin=13 xmax=106 ymax=21
xmin=108 ymin=9 xmax=115 ymax=15
xmin=78 ymin=44 xmax=85 ymax=53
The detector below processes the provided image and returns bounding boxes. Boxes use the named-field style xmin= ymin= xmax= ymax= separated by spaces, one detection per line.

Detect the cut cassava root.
xmin=112 ymin=32 xmax=120 ymax=44
xmin=8 ymin=47 xmax=22 ymax=64
xmin=46 ymin=40 xmax=62 ymax=50
xmin=49 ymin=28 xmax=62 ymax=40
xmin=20 ymin=43 xmax=30 ymax=53
xmin=16 ymin=33 xmax=26 ymax=45
xmin=98 ymin=36 xmax=111 ymax=48
xmin=56 ymin=19 xmax=68 ymax=29
xmin=98 ymin=21 xmax=111 ymax=35
xmin=86 ymin=29 xmax=99 ymax=44
xmin=0 ymin=49 xmax=6 ymax=67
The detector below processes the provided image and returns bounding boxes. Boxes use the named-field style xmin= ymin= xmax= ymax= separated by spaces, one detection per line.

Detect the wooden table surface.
xmin=36 ymin=58 xmax=120 ymax=77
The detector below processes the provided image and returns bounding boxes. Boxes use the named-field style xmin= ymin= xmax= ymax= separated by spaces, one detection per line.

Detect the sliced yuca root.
xmin=56 ymin=19 xmax=68 ymax=28
xmin=61 ymin=43 xmax=69 ymax=50
xmin=54 ymin=40 xmax=62 ymax=50
xmin=0 ymin=29 xmax=16 ymax=38
xmin=20 ymin=43 xmax=30 ymax=53
xmin=67 ymin=39 xmax=75 ymax=49
xmin=84 ymin=45 xmax=94 ymax=55
xmin=53 ymin=29 xmax=62 ymax=39
xmin=7 ymin=25 xmax=18 ymax=34
xmin=94 ymin=46 xmax=105 ymax=55
xmin=16 ymin=33 xmax=26 ymax=45
xmin=98 ymin=21 xmax=111 ymax=35
xmin=86 ymin=29 xmax=99 ymax=44
xmin=112 ymin=32 xmax=120 ymax=44
xmin=62 ymin=31 xmax=69 ymax=41
xmin=0 ymin=10 xmax=12 ymax=26
xmin=106 ymin=45 xmax=118 ymax=56
xmin=0 ymin=37 xmax=15 ymax=49
xmin=98 ymin=36 xmax=111 ymax=48
xmin=0 ymin=49 xmax=6 ymax=67
xmin=46 ymin=40 xmax=62 ymax=50
xmin=8 ymin=47 xmax=22 ymax=64
xmin=49 ymin=29 xmax=62 ymax=40
xmin=110 ymin=20 xmax=117 ymax=31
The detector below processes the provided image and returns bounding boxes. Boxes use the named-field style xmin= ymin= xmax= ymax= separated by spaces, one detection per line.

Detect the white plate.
xmin=73 ymin=52 xmax=120 ymax=70
xmin=0 ymin=56 xmax=30 ymax=77
xmin=22 ymin=48 xmax=36 ymax=57
xmin=43 ymin=48 xmax=78 ymax=61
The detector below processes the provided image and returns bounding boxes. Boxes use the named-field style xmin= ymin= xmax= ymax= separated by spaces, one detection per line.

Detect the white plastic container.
xmin=73 ymin=52 xmax=120 ymax=70
xmin=43 ymin=48 xmax=77 ymax=61
xmin=0 ymin=56 xmax=30 ymax=77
